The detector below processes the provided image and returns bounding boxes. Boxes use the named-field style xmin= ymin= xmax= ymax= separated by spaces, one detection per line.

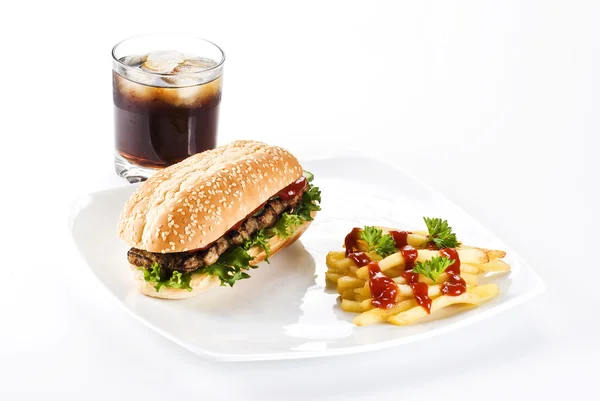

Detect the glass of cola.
xmin=112 ymin=34 xmax=225 ymax=181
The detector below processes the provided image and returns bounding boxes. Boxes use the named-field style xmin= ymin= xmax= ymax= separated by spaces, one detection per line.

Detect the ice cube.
xmin=162 ymin=75 xmax=202 ymax=87
xmin=125 ymin=68 xmax=157 ymax=86
xmin=161 ymin=58 xmax=218 ymax=87
xmin=120 ymin=54 xmax=147 ymax=67
xmin=115 ymin=71 xmax=157 ymax=102
xmin=173 ymin=57 xmax=217 ymax=74
xmin=172 ymin=76 xmax=222 ymax=106
xmin=141 ymin=50 xmax=185 ymax=73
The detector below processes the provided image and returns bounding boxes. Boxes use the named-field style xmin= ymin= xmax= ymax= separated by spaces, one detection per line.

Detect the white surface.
xmin=70 ymin=157 xmax=544 ymax=361
xmin=1 ymin=0 xmax=598 ymax=399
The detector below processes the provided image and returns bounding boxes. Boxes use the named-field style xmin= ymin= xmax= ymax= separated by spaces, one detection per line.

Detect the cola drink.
xmin=112 ymin=36 xmax=224 ymax=180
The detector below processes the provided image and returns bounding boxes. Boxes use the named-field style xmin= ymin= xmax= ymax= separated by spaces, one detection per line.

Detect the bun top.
xmin=117 ymin=140 xmax=304 ymax=253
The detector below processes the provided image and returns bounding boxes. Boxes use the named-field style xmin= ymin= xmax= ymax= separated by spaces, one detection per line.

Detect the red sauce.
xmin=401 ymin=270 xmax=432 ymax=313
xmin=348 ymin=252 xmax=371 ymax=267
xmin=439 ymin=248 xmax=466 ymax=296
xmin=368 ymin=262 xmax=398 ymax=309
xmin=439 ymin=248 xmax=461 ymax=275
xmin=410 ymin=282 xmax=432 ymax=313
xmin=277 ymin=176 xmax=308 ymax=200
xmin=344 ymin=227 xmax=362 ymax=256
xmin=390 ymin=230 xmax=411 ymax=248
xmin=401 ymin=245 xmax=418 ymax=270
xmin=441 ymin=276 xmax=466 ymax=296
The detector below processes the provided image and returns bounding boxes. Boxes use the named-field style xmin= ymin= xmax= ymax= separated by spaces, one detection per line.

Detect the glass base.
xmin=114 ymin=153 xmax=160 ymax=183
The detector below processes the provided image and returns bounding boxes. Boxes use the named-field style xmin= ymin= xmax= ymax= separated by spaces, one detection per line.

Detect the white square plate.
xmin=69 ymin=157 xmax=545 ymax=361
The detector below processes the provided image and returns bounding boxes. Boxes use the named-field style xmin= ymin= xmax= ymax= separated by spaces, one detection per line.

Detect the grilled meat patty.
xmin=128 ymin=188 xmax=306 ymax=274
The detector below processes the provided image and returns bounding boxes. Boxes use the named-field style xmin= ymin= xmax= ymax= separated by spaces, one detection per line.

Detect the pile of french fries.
xmin=325 ymin=229 xmax=510 ymax=326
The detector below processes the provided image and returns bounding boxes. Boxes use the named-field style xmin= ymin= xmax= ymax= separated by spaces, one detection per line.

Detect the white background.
xmin=1 ymin=0 xmax=598 ymax=400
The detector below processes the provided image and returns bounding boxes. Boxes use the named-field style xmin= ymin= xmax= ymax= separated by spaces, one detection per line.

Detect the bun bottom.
xmin=131 ymin=219 xmax=314 ymax=300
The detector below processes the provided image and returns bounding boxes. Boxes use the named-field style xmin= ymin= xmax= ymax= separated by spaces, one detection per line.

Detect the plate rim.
xmin=68 ymin=155 xmax=547 ymax=362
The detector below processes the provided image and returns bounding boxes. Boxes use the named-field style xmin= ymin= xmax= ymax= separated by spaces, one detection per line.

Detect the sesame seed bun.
xmin=117 ymin=140 xmax=304 ymax=253
xmin=130 ymin=219 xmax=314 ymax=299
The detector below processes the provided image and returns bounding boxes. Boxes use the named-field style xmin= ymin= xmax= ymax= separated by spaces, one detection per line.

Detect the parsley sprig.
xmin=412 ymin=256 xmax=455 ymax=283
xmin=360 ymin=226 xmax=397 ymax=257
xmin=423 ymin=217 xmax=460 ymax=249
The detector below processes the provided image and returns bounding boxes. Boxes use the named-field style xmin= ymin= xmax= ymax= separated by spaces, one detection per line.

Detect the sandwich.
xmin=117 ymin=140 xmax=321 ymax=299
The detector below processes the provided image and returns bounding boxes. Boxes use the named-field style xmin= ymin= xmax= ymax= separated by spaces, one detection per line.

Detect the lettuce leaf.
xmin=303 ymin=170 xmax=314 ymax=182
xmin=293 ymin=185 xmax=321 ymax=221
xmin=267 ymin=213 xmax=303 ymax=239
xmin=243 ymin=228 xmax=271 ymax=262
xmin=204 ymin=247 xmax=255 ymax=287
xmin=140 ymin=263 xmax=193 ymax=292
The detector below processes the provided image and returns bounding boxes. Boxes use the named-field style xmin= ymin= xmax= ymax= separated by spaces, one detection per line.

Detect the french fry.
xmin=337 ymin=276 xmax=365 ymax=292
xmin=326 ymin=251 xmax=353 ymax=271
xmin=325 ymin=272 xmax=342 ymax=283
xmin=417 ymin=248 xmax=489 ymax=265
xmin=347 ymin=265 xmax=358 ymax=275
xmin=406 ymin=233 xmax=428 ymax=248
xmin=353 ymin=299 xmax=418 ymax=326
xmin=341 ymin=239 xmax=370 ymax=253
xmin=341 ymin=289 xmax=356 ymax=300
xmin=354 ymin=284 xmax=371 ymax=301
xmin=356 ymin=266 xmax=370 ymax=280
xmin=430 ymin=272 xmax=477 ymax=286
xmin=482 ymin=249 xmax=507 ymax=259
xmin=467 ymin=284 xmax=500 ymax=300
xmin=341 ymin=299 xmax=373 ymax=313
xmin=356 ymin=240 xmax=370 ymax=252
xmin=326 ymin=251 xmax=347 ymax=262
xmin=383 ymin=266 xmax=404 ymax=278
xmin=475 ymin=259 xmax=510 ymax=272
xmin=387 ymin=284 xmax=499 ymax=325
xmin=460 ymin=263 xmax=481 ymax=274
xmin=327 ymin=267 xmax=350 ymax=276
xmin=460 ymin=272 xmax=478 ymax=286
xmin=395 ymin=284 xmax=442 ymax=298
xmin=366 ymin=251 xmax=383 ymax=262
xmin=375 ymin=227 xmax=429 ymax=248
xmin=379 ymin=252 xmax=406 ymax=271
xmin=460 ymin=246 xmax=507 ymax=260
